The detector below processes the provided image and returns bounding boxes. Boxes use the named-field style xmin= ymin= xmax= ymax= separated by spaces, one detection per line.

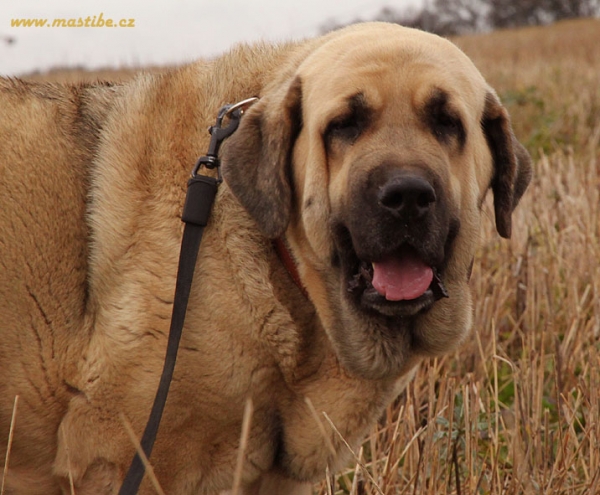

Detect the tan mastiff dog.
xmin=0 ymin=22 xmax=531 ymax=494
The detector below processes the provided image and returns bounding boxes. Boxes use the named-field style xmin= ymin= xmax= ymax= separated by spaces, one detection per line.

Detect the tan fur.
xmin=0 ymin=23 xmax=530 ymax=494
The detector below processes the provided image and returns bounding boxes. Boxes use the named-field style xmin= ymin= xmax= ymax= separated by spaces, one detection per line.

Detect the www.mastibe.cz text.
xmin=11 ymin=14 xmax=135 ymax=28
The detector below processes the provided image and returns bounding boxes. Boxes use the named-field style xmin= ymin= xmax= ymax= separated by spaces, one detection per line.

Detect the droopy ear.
xmin=221 ymin=77 xmax=303 ymax=239
xmin=482 ymin=91 xmax=532 ymax=238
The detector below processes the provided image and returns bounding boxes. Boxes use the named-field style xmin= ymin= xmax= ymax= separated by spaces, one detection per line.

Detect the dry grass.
xmin=15 ymin=17 xmax=600 ymax=495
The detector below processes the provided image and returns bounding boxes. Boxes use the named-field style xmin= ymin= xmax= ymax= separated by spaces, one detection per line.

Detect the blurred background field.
xmin=20 ymin=16 xmax=600 ymax=495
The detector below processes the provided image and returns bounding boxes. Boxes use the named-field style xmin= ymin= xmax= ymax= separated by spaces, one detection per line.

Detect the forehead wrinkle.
xmin=296 ymin=29 xmax=490 ymax=166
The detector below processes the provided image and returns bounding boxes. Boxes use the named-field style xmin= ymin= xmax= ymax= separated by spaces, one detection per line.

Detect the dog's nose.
xmin=378 ymin=175 xmax=436 ymax=219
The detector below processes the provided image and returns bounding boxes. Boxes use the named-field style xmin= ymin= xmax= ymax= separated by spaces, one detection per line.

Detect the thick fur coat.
xmin=0 ymin=23 xmax=531 ymax=494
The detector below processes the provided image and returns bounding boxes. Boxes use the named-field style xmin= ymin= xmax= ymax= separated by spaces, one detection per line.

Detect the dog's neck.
xmin=274 ymin=238 xmax=308 ymax=299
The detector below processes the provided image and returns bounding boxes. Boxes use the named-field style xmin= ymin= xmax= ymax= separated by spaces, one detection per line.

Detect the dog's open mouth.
xmin=347 ymin=245 xmax=448 ymax=317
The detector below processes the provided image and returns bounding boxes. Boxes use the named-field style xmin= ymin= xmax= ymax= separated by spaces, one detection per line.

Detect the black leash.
xmin=118 ymin=97 xmax=258 ymax=495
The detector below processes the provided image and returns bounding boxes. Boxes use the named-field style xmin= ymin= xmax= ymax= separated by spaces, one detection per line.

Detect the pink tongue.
xmin=372 ymin=253 xmax=433 ymax=301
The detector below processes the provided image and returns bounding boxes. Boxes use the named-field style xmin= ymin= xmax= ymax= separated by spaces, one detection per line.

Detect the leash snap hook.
xmin=191 ymin=97 xmax=259 ymax=179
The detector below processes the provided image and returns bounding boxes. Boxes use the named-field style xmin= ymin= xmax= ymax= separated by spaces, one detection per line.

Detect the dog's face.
xmin=223 ymin=23 xmax=531 ymax=380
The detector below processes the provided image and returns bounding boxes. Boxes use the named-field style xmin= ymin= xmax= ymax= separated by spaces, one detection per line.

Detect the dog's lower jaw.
xmin=330 ymin=303 xmax=424 ymax=381
xmin=314 ymin=261 xmax=472 ymax=381
xmin=410 ymin=279 xmax=474 ymax=356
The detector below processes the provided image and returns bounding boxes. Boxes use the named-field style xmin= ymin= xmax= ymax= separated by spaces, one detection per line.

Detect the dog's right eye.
xmin=324 ymin=93 xmax=372 ymax=148
xmin=325 ymin=115 xmax=362 ymax=144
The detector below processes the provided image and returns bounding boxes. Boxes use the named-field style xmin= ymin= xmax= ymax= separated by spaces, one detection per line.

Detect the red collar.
xmin=273 ymin=238 xmax=309 ymax=299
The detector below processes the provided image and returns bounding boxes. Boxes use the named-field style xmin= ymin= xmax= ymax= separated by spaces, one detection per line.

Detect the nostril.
xmin=416 ymin=188 xmax=436 ymax=208
xmin=380 ymin=190 xmax=405 ymax=210
xmin=378 ymin=176 xmax=436 ymax=218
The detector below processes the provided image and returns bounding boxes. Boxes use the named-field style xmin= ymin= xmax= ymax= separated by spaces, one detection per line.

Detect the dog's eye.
xmin=324 ymin=93 xmax=372 ymax=148
xmin=325 ymin=115 xmax=363 ymax=144
xmin=436 ymin=112 xmax=460 ymax=134
xmin=433 ymin=111 xmax=464 ymax=143
xmin=425 ymin=90 xmax=466 ymax=147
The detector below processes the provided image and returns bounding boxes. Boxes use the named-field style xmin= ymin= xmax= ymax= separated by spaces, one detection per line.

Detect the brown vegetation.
xmin=321 ymin=0 xmax=600 ymax=36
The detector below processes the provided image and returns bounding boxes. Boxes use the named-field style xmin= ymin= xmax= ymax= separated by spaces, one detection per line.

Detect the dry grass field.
xmin=17 ymin=17 xmax=600 ymax=495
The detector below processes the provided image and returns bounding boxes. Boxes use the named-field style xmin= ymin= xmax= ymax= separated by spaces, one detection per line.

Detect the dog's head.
xmin=222 ymin=23 xmax=531 ymax=380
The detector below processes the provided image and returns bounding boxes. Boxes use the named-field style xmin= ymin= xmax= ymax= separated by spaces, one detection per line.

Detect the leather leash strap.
xmin=118 ymin=98 xmax=258 ymax=495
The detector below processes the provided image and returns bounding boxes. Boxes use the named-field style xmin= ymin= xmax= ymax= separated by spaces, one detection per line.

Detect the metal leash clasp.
xmin=191 ymin=97 xmax=259 ymax=180
xmin=183 ymin=97 xmax=259 ymax=227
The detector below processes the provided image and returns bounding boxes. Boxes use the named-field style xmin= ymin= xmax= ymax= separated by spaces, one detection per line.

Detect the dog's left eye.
xmin=425 ymin=92 xmax=466 ymax=147
xmin=433 ymin=111 xmax=464 ymax=142
xmin=436 ymin=112 xmax=460 ymax=133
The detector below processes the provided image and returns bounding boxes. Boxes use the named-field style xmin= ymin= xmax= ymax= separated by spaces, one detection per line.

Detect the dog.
xmin=0 ymin=22 xmax=531 ymax=494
